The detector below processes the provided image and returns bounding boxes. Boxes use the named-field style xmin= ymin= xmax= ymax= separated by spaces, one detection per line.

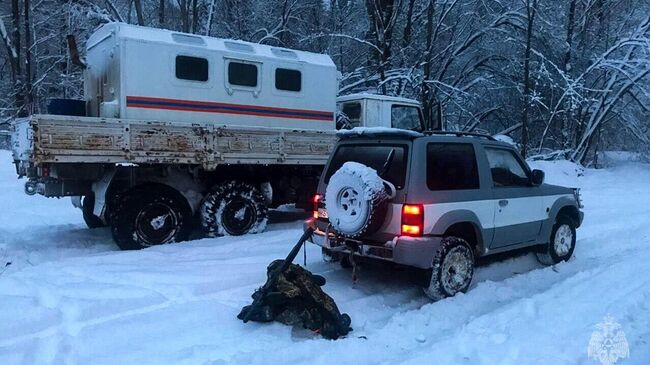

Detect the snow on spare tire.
xmin=325 ymin=162 xmax=393 ymax=238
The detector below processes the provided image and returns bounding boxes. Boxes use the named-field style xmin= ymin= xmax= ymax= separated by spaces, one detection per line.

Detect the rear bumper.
xmin=304 ymin=219 xmax=441 ymax=269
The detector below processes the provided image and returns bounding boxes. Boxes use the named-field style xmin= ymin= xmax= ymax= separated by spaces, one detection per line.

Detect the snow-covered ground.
xmin=0 ymin=150 xmax=648 ymax=364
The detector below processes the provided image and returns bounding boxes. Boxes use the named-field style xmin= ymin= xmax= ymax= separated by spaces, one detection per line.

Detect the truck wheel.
xmin=201 ymin=181 xmax=268 ymax=236
xmin=423 ymin=237 xmax=474 ymax=301
xmin=536 ymin=215 xmax=576 ymax=265
xmin=110 ymin=184 xmax=192 ymax=250
xmin=325 ymin=162 xmax=392 ymax=238
xmin=82 ymin=194 xmax=106 ymax=229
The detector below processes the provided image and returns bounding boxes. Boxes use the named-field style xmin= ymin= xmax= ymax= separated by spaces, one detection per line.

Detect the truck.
xmin=10 ymin=22 xmax=429 ymax=250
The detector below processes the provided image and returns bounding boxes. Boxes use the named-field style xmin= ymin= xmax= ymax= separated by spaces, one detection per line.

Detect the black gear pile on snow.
xmin=237 ymin=260 xmax=352 ymax=340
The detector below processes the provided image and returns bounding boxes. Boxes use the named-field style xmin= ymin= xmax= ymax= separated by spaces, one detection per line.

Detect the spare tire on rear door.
xmin=325 ymin=162 xmax=394 ymax=238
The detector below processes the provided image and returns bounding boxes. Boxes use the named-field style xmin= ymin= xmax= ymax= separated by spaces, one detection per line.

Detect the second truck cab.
xmin=336 ymin=93 xmax=426 ymax=131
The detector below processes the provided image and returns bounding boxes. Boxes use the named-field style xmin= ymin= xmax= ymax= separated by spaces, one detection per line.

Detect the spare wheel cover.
xmin=325 ymin=162 xmax=388 ymax=237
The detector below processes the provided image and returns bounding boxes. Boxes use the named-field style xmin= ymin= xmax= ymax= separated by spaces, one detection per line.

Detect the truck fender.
xmin=146 ymin=170 xmax=206 ymax=213
xmin=91 ymin=167 xmax=205 ymax=217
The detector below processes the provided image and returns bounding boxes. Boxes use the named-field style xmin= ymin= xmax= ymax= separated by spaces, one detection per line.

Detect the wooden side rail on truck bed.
xmin=13 ymin=114 xmax=337 ymax=169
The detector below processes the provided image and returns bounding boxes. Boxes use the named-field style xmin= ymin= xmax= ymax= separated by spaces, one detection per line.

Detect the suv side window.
xmin=427 ymin=143 xmax=480 ymax=190
xmin=485 ymin=148 xmax=530 ymax=187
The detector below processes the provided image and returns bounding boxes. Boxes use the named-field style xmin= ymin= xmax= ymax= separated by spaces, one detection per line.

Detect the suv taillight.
xmin=401 ymin=204 xmax=424 ymax=236
xmin=312 ymin=194 xmax=322 ymax=219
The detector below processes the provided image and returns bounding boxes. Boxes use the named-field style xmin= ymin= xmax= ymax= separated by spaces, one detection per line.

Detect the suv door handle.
xmin=498 ymin=199 xmax=509 ymax=207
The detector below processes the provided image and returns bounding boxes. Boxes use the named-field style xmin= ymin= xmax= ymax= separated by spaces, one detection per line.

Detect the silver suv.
xmin=305 ymin=129 xmax=584 ymax=300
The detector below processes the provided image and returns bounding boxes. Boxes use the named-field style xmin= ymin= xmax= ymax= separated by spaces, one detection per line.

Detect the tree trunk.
xmin=520 ymin=0 xmax=538 ymax=158
xmin=178 ymin=0 xmax=190 ymax=33
xmin=23 ymin=0 xmax=33 ymax=115
xmin=206 ymin=0 xmax=216 ymax=35
xmin=421 ymin=0 xmax=435 ymax=129
xmin=191 ymin=0 xmax=199 ymax=34
xmin=11 ymin=0 xmax=23 ymax=115
xmin=134 ymin=0 xmax=145 ymax=26
xmin=401 ymin=0 xmax=416 ymax=49
xmin=365 ymin=0 xmax=397 ymax=94
xmin=159 ymin=0 xmax=165 ymax=26
xmin=561 ymin=0 xmax=577 ymax=150
xmin=0 ymin=18 xmax=19 ymax=84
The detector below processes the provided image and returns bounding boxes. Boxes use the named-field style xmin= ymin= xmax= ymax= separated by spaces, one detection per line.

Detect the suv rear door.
xmin=483 ymin=146 xmax=543 ymax=247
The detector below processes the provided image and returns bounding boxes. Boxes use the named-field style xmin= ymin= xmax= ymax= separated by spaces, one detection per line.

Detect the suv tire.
xmin=325 ymin=162 xmax=391 ymax=238
xmin=536 ymin=215 xmax=576 ymax=265
xmin=423 ymin=236 xmax=475 ymax=301
xmin=110 ymin=184 xmax=193 ymax=250
xmin=201 ymin=181 xmax=268 ymax=236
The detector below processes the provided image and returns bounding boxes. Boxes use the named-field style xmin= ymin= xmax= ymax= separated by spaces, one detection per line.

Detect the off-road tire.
xmin=536 ymin=215 xmax=576 ymax=265
xmin=110 ymin=184 xmax=193 ymax=250
xmin=82 ymin=194 xmax=106 ymax=229
xmin=423 ymin=236 xmax=475 ymax=301
xmin=201 ymin=181 xmax=268 ymax=236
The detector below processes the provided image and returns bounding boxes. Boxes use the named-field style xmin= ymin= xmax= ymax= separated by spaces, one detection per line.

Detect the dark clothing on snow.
xmin=238 ymin=260 xmax=352 ymax=340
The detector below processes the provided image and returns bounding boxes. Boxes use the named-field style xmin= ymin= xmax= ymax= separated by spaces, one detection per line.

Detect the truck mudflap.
xmin=305 ymin=219 xmax=441 ymax=269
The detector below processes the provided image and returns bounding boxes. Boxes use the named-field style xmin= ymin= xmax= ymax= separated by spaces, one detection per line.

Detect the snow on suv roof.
xmin=337 ymin=127 xmax=424 ymax=139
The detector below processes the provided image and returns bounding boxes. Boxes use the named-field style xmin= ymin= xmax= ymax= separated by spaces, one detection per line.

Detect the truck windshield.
xmin=325 ymin=144 xmax=408 ymax=189
xmin=391 ymin=105 xmax=423 ymax=131
xmin=337 ymin=102 xmax=362 ymax=129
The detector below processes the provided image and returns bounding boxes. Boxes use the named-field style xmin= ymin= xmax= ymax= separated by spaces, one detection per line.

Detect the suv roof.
xmin=423 ymin=131 xmax=496 ymax=141
xmin=337 ymin=127 xmax=510 ymax=146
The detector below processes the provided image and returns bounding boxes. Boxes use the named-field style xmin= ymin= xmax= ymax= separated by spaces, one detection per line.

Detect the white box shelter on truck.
xmin=85 ymin=23 xmax=337 ymax=130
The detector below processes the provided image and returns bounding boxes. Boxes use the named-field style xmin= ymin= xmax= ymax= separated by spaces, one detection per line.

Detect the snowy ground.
xmin=0 ymin=150 xmax=648 ymax=365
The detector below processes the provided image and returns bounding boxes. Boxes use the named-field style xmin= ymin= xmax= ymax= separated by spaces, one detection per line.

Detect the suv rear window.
xmin=325 ymin=144 xmax=408 ymax=189
xmin=426 ymin=143 xmax=479 ymax=190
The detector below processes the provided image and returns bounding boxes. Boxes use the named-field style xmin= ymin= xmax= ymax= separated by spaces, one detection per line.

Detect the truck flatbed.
xmin=13 ymin=114 xmax=337 ymax=170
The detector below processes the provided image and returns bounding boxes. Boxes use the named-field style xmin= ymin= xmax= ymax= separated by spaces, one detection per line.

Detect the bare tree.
xmin=520 ymin=0 xmax=539 ymax=157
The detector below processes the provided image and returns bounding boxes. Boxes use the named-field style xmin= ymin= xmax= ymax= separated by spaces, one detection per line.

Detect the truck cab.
xmin=336 ymin=93 xmax=427 ymax=132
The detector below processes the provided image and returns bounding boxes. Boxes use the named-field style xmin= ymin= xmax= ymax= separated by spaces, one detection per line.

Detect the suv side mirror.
xmin=531 ymin=169 xmax=545 ymax=186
